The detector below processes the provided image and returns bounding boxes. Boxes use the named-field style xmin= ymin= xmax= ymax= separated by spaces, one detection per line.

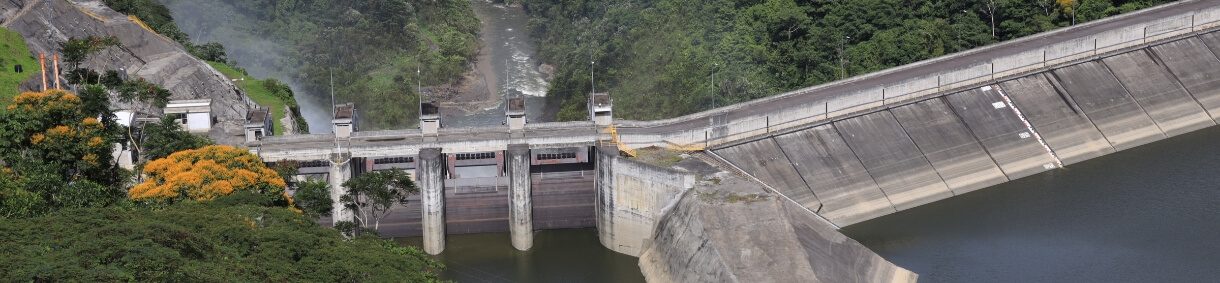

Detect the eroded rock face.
xmin=0 ymin=0 xmax=252 ymax=144
xmin=638 ymin=176 xmax=918 ymax=283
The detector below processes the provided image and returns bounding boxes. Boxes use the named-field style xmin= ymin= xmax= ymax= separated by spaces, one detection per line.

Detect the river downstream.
xmin=443 ymin=1 xmax=551 ymax=127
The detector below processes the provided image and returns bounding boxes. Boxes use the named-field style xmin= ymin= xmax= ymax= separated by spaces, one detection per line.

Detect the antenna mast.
xmin=330 ymin=69 xmax=340 ymax=153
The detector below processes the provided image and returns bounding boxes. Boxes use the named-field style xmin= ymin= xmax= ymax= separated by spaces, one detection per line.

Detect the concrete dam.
xmin=245 ymin=1 xmax=1220 ymax=280
xmin=714 ymin=27 xmax=1220 ymax=227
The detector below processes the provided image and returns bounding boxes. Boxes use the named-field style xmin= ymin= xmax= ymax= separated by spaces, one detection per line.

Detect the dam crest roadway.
xmin=247 ymin=0 xmax=1220 ymax=257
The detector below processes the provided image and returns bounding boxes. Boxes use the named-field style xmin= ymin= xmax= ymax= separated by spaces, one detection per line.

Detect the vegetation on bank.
xmin=161 ymin=0 xmax=481 ymax=130
xmin=0 ymin=204 xmax=442 ymax=282
xmin=208 ymin=61 xmax=302 ymax=135
xmin=0 ymin=89 xmax=443 ymax=280
xmin=524 ymin=0 xmax=1178 ymax=121
xmin=0 ymin=28 xmax=37 ymax=106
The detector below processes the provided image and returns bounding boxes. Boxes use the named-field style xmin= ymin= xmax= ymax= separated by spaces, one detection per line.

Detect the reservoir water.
xmin=843 ymin=126 xmax=1220 ymax=282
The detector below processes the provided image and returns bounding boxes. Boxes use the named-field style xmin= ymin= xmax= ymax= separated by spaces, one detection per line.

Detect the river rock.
xmin=0 ymin=0 xmax=253 ymax=144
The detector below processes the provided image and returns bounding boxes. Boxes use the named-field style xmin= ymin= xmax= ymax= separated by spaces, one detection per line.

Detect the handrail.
xmin=614 ymin=5 xmax=1220 ymax=151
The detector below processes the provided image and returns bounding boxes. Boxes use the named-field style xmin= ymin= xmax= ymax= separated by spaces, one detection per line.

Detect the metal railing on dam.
xmin=613 ymin=0 xmax=1220 ymax=152
xmin=711 ymin=14 xmax=1220 ymax=227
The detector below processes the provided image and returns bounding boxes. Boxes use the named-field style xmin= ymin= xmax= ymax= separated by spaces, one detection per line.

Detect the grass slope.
xmin=207 ymin=61 xmax=288 ymax=135
xmin=0 ymin=27 xmax=37 ymax=108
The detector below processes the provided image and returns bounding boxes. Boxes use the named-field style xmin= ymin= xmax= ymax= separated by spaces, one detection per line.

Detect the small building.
xmin=420 ymin=101 xmax=440 ymax=135
xmin=164 ymin=99 xmax=213 ymax=133
xmin=589 ymin=92 xmax=613 ymax=126
xmin=245 ymin=108 xmax=273 ymax=142
xmin=333 ymin=103 xmax=358 ymax=138
xmin=506 ymin=96 xmax=526 ymax=130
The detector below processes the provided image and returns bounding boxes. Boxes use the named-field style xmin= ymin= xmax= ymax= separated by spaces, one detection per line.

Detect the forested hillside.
xmin=525 ymin=0 xmax=1177 ymax=121
xmin=161 ymin=0 xmax=480 ymax=130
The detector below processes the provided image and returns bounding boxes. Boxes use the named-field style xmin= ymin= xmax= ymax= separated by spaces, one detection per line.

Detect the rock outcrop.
xmin=638 ymin=173 xmax=918 ymax=282
xmin=0 ymin=0 xmax=252 ymax=144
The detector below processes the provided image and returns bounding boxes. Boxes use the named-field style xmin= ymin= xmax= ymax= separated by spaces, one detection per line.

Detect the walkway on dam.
xmin=715 ymin=30 xmax=1220 ymax=227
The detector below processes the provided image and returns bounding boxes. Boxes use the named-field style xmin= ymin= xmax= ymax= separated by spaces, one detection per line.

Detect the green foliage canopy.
xmin=0 ymin=203 xmax=444 ymax=282
xmin=525 ymin=0 xmax=1176 ymax=121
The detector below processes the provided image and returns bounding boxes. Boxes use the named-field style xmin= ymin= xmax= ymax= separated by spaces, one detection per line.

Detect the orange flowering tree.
xmin=129 ymin=145 xmax=294 ymax=208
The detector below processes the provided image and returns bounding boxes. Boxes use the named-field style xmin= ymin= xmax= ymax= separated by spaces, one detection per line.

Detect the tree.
xmin=1058 ymin=0 xmax=1080 ymax=25
xmin=188 ymin=42 xmax=227 ymax=62
xmin=59 ymin=36 xmax=119 ymax=72
xmin=115 ymin=78 xmax=172 ymax=108
xmin=340 ymin=169 xmax=418 ymax=231
xmin=137 ymin=116 xmax=212 ymax=161
xmin=129 ymin=145 xmax=293 ymax=208
xmin=0 ymin=90 xmax=128 ymax=217
xmin=294 ymin=180 xmax=333 ymax=219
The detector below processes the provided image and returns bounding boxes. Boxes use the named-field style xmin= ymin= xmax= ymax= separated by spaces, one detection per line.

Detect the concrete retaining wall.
xmin=595 ymin=147 xmax=694 ymax=256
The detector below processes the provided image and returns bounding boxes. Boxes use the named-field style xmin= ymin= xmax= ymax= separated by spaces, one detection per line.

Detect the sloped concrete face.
xmin=890 ymin=99 xmax=1008 ymax=195
xmin=1150 ymin=37 xmax=1220 ymax=120
xmin=943 ymin=87 xmax=1059 ymax=180
xmin=714 ymin=138 xmax=821 ymax=209
xmin=1048 ymin=61 xmax=1165 ymax=151
xmin=773 ymin=125 xmax=895 ymax=226
xmin=638 ymin=177 xmax=917 ymax=283
xmin=998 ymin=74 xmax=1113 ymax=165
xmin=834 ymin=111 xmax=952 ymax=211
xmin=1102 ymin=51 xmax=1215 ymax=137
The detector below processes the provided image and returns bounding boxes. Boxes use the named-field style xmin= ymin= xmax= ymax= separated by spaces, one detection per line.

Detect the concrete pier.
xmin=418 ymin=148 xmax=446 ymax=255
xmin=507 ymin=144 xmax=533 ymax=251
xmin=328 ymin=154 xmax=353 ymax=225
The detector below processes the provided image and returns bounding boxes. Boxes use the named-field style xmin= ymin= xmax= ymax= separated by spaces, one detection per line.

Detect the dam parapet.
xmin=714 ymin=30 xmax=1220 ymax=226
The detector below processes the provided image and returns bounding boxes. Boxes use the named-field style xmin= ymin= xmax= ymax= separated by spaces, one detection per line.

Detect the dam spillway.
xmin=714 ymin=32 xmax=1220 ymax=227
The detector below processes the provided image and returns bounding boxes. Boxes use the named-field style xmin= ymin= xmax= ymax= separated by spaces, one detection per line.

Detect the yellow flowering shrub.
xmin=2 ymin=90 xmax=112 ymax=176
xmin=129 ymin=145 xmax=294 ymax=207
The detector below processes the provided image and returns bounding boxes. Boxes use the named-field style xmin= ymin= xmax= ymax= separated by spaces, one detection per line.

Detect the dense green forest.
xmin=160 ymin=0 xmax=480 ymax=130
xmin=524 ymin=0 xmax=1178 ymax=121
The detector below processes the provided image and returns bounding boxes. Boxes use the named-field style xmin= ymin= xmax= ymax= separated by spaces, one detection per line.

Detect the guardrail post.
xmin=1143 ymin=26 xmax=1148 ymax=44
xmin=766 ymin=116 xmax=771 ymax=133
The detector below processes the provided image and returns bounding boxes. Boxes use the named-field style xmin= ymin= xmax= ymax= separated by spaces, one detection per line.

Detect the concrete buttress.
xmin=418 ymin=148 xmax=446 ymax=255
xmin=507 ymin=144 xmax=534 ymax=250
xmin=328 ymin=154 xmax=353 ymax=225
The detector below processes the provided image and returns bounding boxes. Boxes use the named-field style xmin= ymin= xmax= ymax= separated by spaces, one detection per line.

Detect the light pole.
xmin=711 ymin=63 xmax=718 ymax=109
